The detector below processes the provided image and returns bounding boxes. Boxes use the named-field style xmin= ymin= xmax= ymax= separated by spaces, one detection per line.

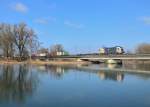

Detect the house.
xmin=56 ymin=51 xmax=65 ymax=56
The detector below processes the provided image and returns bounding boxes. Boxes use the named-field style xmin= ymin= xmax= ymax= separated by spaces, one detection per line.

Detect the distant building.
xmin=37 ymin=53 xmax=47 ymax=57
xmin=34 ymin=48 xmax=49 ymax=60
xmin=56 ymin=51 xmax=65 ymax=56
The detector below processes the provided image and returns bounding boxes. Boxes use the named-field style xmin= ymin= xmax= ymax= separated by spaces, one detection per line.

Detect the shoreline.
xmin=31 ymin=60 xmax=91 ymax=65
xmin=0 ymin=60 xmax=27 ymax=64
xmin=0 ymin=60 xmax=150 ymax=74
xmin=0 ymin=60 xmax=91 ymax=65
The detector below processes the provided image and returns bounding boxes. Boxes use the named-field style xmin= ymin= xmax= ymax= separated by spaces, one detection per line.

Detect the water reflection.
xmin=36 ymin=65 xmax=69 ymax=79
xmin=35 ymin=63 xmax=150 ymax=82
xmin=100 ymin=63 xmax=122 ymax=69
xmin=45 ymin=65 xmax=68 ymax=79
xmin=98 ymin=63 xmax=150 ymax=81
xmin=98 ymin=71 xmax=124 ymax=82
xmin=0 ymin=64 xmax=38 ymax=102
xmin=123 ymin=61 xmax=150 ymax=71
xmin=36 ymin=64 xmax=125 ymax=82
xmin=0 ymin=64 xmax=150 ymax=107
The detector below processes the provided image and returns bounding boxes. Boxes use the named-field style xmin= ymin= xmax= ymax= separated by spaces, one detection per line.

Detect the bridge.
xmin=51 ymin=54 xmax=150 ymax=59
xmin=47 ymin=54 xmax=150 ymax=63
xmin=78 ymin=55 xmax=150 ymax=64
xmin=79 ymin=54 xmax=150 ymax=60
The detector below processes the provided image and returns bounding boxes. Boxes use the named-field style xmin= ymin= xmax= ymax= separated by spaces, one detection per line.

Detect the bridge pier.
xmin=106 ymin=59 xmax=122 ymax=64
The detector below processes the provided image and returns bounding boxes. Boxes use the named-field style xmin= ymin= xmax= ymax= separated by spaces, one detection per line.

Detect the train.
xmin=99 ymin=46 xmax=124 ymax=55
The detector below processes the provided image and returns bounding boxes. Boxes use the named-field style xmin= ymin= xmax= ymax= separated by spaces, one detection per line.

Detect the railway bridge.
xmin=49 ymin=54 xmax=150 ymax=64
xmin=79 ymin=54 xmax=150 ymax=60
xmin=78 ymin=54 xmax=150 ymax=63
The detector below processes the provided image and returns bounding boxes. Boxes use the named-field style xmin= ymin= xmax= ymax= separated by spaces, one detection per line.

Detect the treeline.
xmin=0 ymin=22 xmax=68 ymax=61
xmin=0 ymin=23 xmax=39 ymax=60
xmin=136 ymin=43 xmax=150 ymax=54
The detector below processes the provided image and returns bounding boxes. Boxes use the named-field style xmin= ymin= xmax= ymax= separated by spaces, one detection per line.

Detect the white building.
xmin=56 ymin=51 xmax=65 ymax=56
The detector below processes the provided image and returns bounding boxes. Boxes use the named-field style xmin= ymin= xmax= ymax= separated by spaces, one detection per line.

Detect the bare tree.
xmin=49 ymin=44 xmax=64 ymax=56
xmin=12 ymin=23 xmax=37 ymax=60
xmin=0 ymin=24 xmax=14 ymax=59
xmin=136 ymin=43 xmax=150 ymax=54
xmin=0 ymin=23 xmax=39 ymax=61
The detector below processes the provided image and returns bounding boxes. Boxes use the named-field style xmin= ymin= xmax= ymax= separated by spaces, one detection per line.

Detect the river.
xmin=0 ymin=63 xmax=150 ymax=107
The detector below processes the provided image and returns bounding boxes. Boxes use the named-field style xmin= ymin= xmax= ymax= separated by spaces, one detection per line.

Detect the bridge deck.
xmin=53 ymin=54 xmax=150 ymax=60
xmin=80 ymin=54 xmax=150 ymax=60
xmin=40 ymin=54 xmax=150 ymax=61
xmin=80 ymin=57 xmax=150 ymax=60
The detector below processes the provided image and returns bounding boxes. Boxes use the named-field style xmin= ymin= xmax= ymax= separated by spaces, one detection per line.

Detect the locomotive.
xmin=99 ymin=46 xmax=124 ymax=55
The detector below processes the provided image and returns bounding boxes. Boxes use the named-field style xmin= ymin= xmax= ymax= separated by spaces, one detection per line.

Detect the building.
xmin=56 ymin=51 xmax=65 ymax=56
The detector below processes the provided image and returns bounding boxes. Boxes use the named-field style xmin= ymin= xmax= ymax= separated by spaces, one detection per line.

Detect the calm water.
xmin=0 ymin=64 xmax=150 ymax=107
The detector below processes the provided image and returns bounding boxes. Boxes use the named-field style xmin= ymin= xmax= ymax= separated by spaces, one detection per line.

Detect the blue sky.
xmin=0 ymin=0 xmax=150 ymax=53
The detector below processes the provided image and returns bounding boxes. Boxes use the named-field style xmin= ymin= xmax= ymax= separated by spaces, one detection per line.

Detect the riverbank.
xmin=30 ymin=60 xmax=91 ymax=65
xmin=0 ymin=60 xmax=91 ymax=65
xmin=0 ymin=60 xmax=27 ymax=64
xmin=0 ymin=60 xmax=150 ymax=74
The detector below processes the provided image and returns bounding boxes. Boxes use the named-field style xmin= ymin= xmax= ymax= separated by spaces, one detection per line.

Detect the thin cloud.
xmin=11 ymin=2 xmax=28 ymax=13
xmin=64 ymin=20 xmax=84 ymax=29
xmin=35 ymin=19 xmax=49 ymax=24
xmin=139 ymin=16 xmax=150 ymax=25
xmin=34 ymin=17 xmax=56 ymax=25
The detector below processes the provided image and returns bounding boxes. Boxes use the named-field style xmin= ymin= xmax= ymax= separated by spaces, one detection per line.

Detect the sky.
xmin=0 ymin=0 xmax=150 ymax=54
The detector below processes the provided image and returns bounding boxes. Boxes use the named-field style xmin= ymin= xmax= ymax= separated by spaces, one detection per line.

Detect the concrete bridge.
xmin=79 ymin=54 xmax=150 ymax=60
xmin=47 ymin=54 xmax=150 ymax=63
xmin=51 ymin=54 xmax=150 ymax=59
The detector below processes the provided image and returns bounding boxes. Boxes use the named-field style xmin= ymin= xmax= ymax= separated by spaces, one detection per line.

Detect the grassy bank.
xmin=0 ymin=60 xmax=27 ymax=64
xmin=0 ymin=60 xmax=90 ymax=65
xmin=30 ymin=60 xmax=90 ymax=65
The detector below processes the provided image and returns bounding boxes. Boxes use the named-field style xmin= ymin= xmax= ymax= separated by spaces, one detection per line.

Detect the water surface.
xmin=0 ymin=64 xmax=150 ymax=107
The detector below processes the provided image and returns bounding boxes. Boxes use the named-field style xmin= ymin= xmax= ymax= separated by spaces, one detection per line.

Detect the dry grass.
xmin=0 ymin=60 xmax=26 ymax=64
xmin=0 ymin=60 xmax=90 ymax=65
xmin=30 ymin=60 xmax=90 ymax=65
